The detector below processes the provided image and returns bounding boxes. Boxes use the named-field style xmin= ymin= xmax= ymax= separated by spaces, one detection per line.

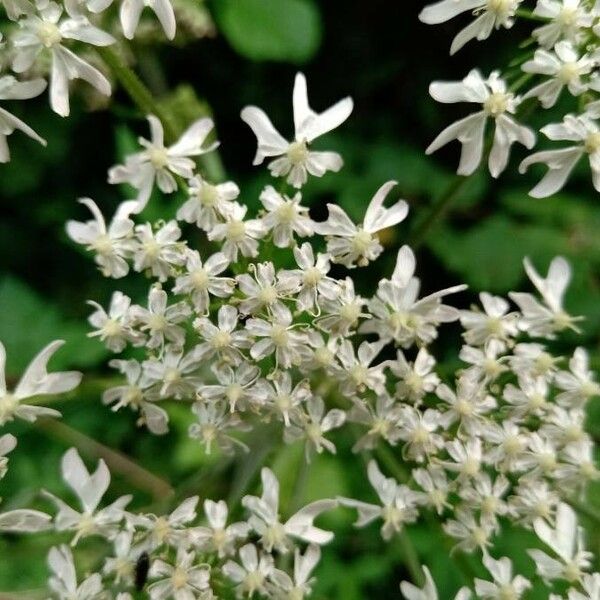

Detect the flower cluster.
xmin=55 ymin=72 xmax=600 ymax=597
xmin=420 ymin=0 xmax=600 ymax=196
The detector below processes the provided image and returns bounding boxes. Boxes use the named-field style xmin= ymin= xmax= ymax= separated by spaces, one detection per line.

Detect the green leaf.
xmin=214 ymin=0 xmax=322 ymax=63
xmin=0 ymin=276 xmax=106 ymax=376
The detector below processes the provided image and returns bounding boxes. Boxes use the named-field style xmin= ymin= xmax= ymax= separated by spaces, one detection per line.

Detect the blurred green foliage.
xmin=1 ymin=0 xmax=600 ymax=597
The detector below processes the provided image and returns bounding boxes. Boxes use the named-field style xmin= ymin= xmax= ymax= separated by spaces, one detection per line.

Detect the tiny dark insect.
xmin=134 ymin=551 xmax=150 ymax=591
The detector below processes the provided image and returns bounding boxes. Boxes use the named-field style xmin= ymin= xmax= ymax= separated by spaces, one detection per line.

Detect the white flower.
xmin=419 ymin=0 xmax=522 ymax=55
xmin=87 ymin=291 xmax=141 ymax=352
xmin=135 ymin=496 xmax=198 ymax=549
xmin=508 ymin=480 xmax=559 ymax=525
xmin=0 ymin=75 xmax=46 ymax=162
xmin=132 ymin=220 xmax=184 ymax=281
xmin=66 ymin=198 xmax=135 ymax=279
xmin=108 ymin=115 xmax=218 ymax=211
xmin=0 ymin=433 xmax=16 ymax=479
xmin=528 ymin=502 xmax=593 ymax=583
xmin=103 ymin=531 xmax=136 ymax=585
xmin=0 ymin=339 xmax=81 ymax=425
xmin=268 ymin=545 xmax=321 ymax=600
xmin=510 ymin=256 xmax=580 ymax=336
xmin=459 ymin=474 xmax=510 ymax=526
xmin=427 ymin=70 xmax=535 ymax=177
xmin=12 ymin=0 xmax=114 ymax=116
xmin=348 ymin=393 xmax=402 ymax=451
xmin=334 ymin=339 xmax=387 ymax=395
xmin=177 ymin=176 xmax=240 ymax=231
xmin=401 ymin=566 xmax=471 ymax=600
xmin=241 ymin=72 xmax=353 ymax=188
xmin=207 ymin=202 xmax=267 ymax=261
xmin=285 ymin=395 xmax=346 ymax=458
xmin=48 ymin=545 xmax=103 ymax=599
xmin=555 ymin=348 xmax=600 ymax=408
xmin=188 ymin=400 xmax=250 ymax=454
xmin=197 ymin=362 xmax=261 ymax=413
xmin=565 ymin=573 xmax=600 ymax=600
xmin=242 ymin=467 xmax=336 ymax=552
xmin=522 ymin=41 xmax=592 ymax=108
xmin=460 ymin=292 xmax=519 ymax=346
xmin=143 ymin=345 xmax=204 ymax=399
xmin=256 ymin=372 xmax=310 ymax=427
xmin=503 ymin=375 xmax=551 ymax=419
xmin=314 ymin=181 xmax=408 ymax=267
xmin=131 ymin=286 xmax=191 ymax=350
xmin=191 ymin=499 xmax=250 ymax=558
xmin=519 ymin=113 xmax=600 ymax=197
xmin=117 ymin=0 xmax=175 ymax=40
xmin=340 ymin=460 xmax=423 ymax=540
xmin=316 ymin=277 xmax=368 ymax=336
xmin=223 ymin=544 xmax=274 ymax=598
xmin=396 ymin=406 xmax=445 ymax=462
xmin=148 ymin=548 xmax=210 ymax=599
xmin=173 ymin=250 xmax=235 ymax=315
xmin=104 ymin=358 xmax=169 ymax=434
xmin=44 ymin=448 xmax=131 ymax=544
xmin=444 ymin=509 xmax=496 ymax=552
xmin=532 ymin=0 xmax=593 ymax=48
xmin=259 ymin=186 xmax=314 ymax=247
xmin=193 ymin=305 xmax=251 ymax=366
xmin=474 ymin=554 xmax=531 ymax=599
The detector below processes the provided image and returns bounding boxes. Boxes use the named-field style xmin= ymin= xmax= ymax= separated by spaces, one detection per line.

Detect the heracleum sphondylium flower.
xmin=241 ymin=72 xmax=353 ymax=188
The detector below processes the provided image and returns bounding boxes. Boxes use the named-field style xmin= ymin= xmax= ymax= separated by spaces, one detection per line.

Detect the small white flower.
xmin=0 ymin=75 xmax=46 ymax=162
xmin=315 ymin=181 xmax=408 ymax=267
xmin=173 ymin=250 xmax=235 ymax=315
xmin=191 ymin=499 xmax=250 ymax=558
xmin=256 ymin=372 xmax=310 ymax=427
xmin=260 ymin=186 xmax=314 ymax=247
xmin=401 ymin=565 xmax=472 ymax=600
xmin=108 ymin=115 xmax=218 ymax=210
xmin=419 ymin=0 xmax=522 ymax=54
xmin=532 ymin=0 xmax=593 ymax=48
xmin=528 ymin=502 xmax=593 ymax=584
xmin=555 ymin=348 xmax=600 ymax=408
xmin=334 ymin=339 xmax=387 ymax=395
xmin=340 ymin=460 xmax=423 ymax=540
xmin=510 ymin=256 xmax=580 ymax=336
xmin=131 ymin=286 xmax=191 ymax=350
xmin=522 ymin=41 xmax=593 ymax=108
xmin=87 ymin=291 xmax=141 ymax=352
xmin=444 ymin=509 xmax=496 ymax=552
xmin=242 ymin=467 xmax=336 ymax=552
xmin=391 ymin=348 xmax=440 ymax=404
xmin=66 ymin=198 xmax=135 ymax=279
xmin=460 ymin=292 xmax=519 ymax=346
xmin=519 ymin=113 xmax=600 ymax=197
xmin=116 ymin=0 xmax=176 ymax=40
xmin=48 ymin=545 xmax=103 ymax=599
xmin=143 ymin=345 xmax=204 ymax=399
xmin=348 ymin=393 xmax=402 ymax=451
xmin=44 ymin=448 xmax=131 ymax=544
xmin=223 ymin=543 xmax=274 ymax=598
xmin=241 ymin=72 xmax=353 ymax=188
xmin=132 ymin=220 xmax=184 ymax=281
xmin=207 ymin=202 xmax=267 ymax=261
xmin=197 ymin=362 xmax=261 ymax=413
xmin=148 ymin=548 xmax=210 ymax=599
xmin=268 ymin=544 xmax=321 ymax=600
xmin=177 ymin=176 xmax=240 ymax=231
xmin=474 ymin=554 xmax=531 ymax=599
xmin=285 ymin=395 xmax=346 ymax=458
xmin=427 ymin=70 xmax=535 ymax=177
xmin=12 ymin=0 xmax=114 ymax=116
xmin=316 ymin=277 xmax=368 ymax=336
xmin=0 ymin=339 xmax=81 ymax=425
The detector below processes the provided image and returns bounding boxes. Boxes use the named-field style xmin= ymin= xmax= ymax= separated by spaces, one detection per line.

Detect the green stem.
xmin=97 ymin=46 xmax=178 ymax=142
xmin=398 ymin=530 xmax=426 ymax=587
xmin=568 ymin=496 xmax=600 ymax=526
xmin=407 ymin=175 xmax=469 ymax=250
xmin=515 ymin=8 xmax=548 ymax=22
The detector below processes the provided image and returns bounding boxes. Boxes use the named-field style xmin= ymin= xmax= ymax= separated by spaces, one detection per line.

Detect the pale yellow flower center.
xmin=227 ymin=220 xmax=246 ymax=242
xmin=171 ymin=566 xmax=189 ymax=589
xmin=484 ymin=92 xmax=510 ymax=117
xmin=0 ymin=394 xmax=18 ymax=425
xmin=339 ymin=302 xmax=361 ymax=325
xmin=37 ymin=22 xmax=62 ymax=47
xmin=148 ymin=147 xmax=169 ymax=169
xmin=276 ymin=201 xmax=298 ymax=224
xmin=271 ymin=325 xmax=289 ymax=347
xmin=191 ymin=268 xmax=210 ymax=290
xmin=102 ymin=319 xmax=122 ymax=338
xmin=558 ymin=62 xmax=580 ymax=84
xmin=259 ymin=286 xmax=278 ymax=305
xmin=351 ymin=229 xmax=374 ymax=255
xmin=287 ymin=140 xmax=309 ymax=165
xmin=198 ymin=183 xmax=219 ymax=207
xmin=303 ymin=267 xmax=322 ymax=287
xmin=585 ymin=132 xmax=600 ymax=154
xmin=211 ymin=331 xmax=232 ymax=349
xmin=91 ymin=234 xmax=114 ymax=256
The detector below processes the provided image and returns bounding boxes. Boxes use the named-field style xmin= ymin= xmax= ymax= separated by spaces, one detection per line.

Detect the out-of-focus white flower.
xmin=427 ymin=70 xmax=535 ymax=177
xmin=419 ymin=0 xmax=522 ymax=55
xmin=519 ymin=113 xmax=600 ymax=197
xmin=0 ymin=339 xmax=81 ymax=425
xmin=0 ymin=433 xmax=16 ymax=479
xmin=532 ymin=0 xmax=593 ymax=48
xmin=269 ymin=544 xmax=321 ymax=600
xmin=109 ymin=115 xmax=218 ymax=211
xmin=148 ymin=548 xmax=210 ymax=599
xmin=510 ymin=256 xmax=580 ymax=336
xmin=528 ymin=503 xmax=593 ymax=584
xmin=0 ymin=507 xmax=52 ymax=532
xmin=12 ymin=0 xmax=114 ymax=116
xmin=242 ymin=467 xmax=336 ymax=552
xmin=474 ymin=554 xmax=531 ymax=599
xmin=400 ymin=565 xmax=472 ymax=600
xmin=340 ymin=460 xmax=423 ymax=540
xmin=223 ymin=544 xmax=274 ymax=598
xmin=522 ymin=41 xmax=592 ymax=108
xmin=66 ymin=198 xmax=135 ymax=279
xmin=48 ymin=545 xmax=103 ymax=599
xmin=241 ymin=72 xmax=353 ymax=188
xmin=0 ymin=75 xmax=46 ymax=162
xmin=117 ymin=0 xmax=175 ymax=40
xmin=314 ymin=181 xmax=408 ymax=267
xmin=44 ymin=448 xmax=131 ymax=544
